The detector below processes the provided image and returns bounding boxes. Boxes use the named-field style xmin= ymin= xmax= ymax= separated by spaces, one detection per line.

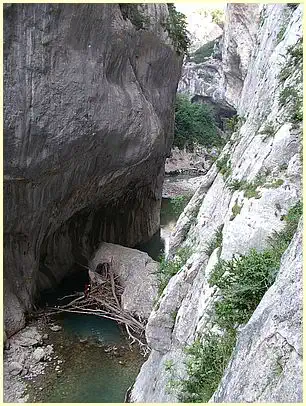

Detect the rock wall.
xmin=178 ymin=4 xmax=260 ymax=115
xmin=4 ymin=3 xmax=182 ymax=336
xmin=221 ymin=3 xmax=261 ymax=107
xmin=212 ymin=218 xmax=302 ymax=402
xmin=131 ymin=4 xmax=302 ymax=402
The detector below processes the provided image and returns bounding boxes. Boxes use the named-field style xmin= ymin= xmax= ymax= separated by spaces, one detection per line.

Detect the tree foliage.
xmin=174 ymin=94 xmax=223 ymax=150
xmin=165 ymin=4 xmax=191 ymax=55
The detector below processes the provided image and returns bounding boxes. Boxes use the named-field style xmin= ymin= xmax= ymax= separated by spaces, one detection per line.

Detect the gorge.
xmin=3 ymin=2 xmax=303 ymax=404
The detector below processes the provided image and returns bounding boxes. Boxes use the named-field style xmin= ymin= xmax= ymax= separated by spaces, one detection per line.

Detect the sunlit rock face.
xmin=131 ymin=4 xmax=302 ymax=402
xmin=178 ymin=3 xmax=260 ymax=122
xmin=4 ymin=3 xmax=183 ymax=337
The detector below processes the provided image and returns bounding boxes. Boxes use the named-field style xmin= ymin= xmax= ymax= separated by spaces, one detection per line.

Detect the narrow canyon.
xmin=3 ymin=2 xmax=303 ymax=403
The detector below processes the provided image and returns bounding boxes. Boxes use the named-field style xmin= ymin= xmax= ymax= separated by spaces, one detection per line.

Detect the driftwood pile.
xmin=37 ymin=260 xmax=149 ymax=356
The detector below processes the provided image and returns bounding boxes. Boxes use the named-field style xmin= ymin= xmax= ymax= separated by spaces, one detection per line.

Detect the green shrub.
xmin=268 ymin=200 xmax=302 ymax=257
xmin=209 ymin=249 xmax=280 ymax=329
xmin=164 ymin=359 xmax=175 ymax=372
xmin=287 ymin=3 xmax=299 ymax=10
xmin=228 ymin=173 xmax=267 ymax=199
xmin=156 ymin=247 xmax=191 ymax=295
xmin=170 ymin=195 xmax=191 ymax=215
xmin=165 ymin=4 xmax=190 ymax=55
xmin=287 ymin=38 xmax=303 ymax=66
xmin=264 ymin=178 xmax=284 ymax=189
xmin=278 ymin=66 xmax=292 ymax=83
xmin=227 ymin=115 xmax=239 ymax=132
xmin=277 ymin=24 xmax=287 ymax=44
xmin=211 ymin=9 xmax=224 ymax=25
xmin=278 ymin=38 xmax=303 ymax=123
xmin=189 ymin=39 xmax=217 ymax=64
xmin=258 ymin=122 xmax=275 ymax=139
xmin=174 ymin=94 xmax=223 ymax=150
xmin=279 ymin=86 xmax=299 ymax=106
xmin=205 ymin=225 xmax=224 ymax=257
xmin=227 ymin=178 xmax=243 ymax=192
xmin=179 ymin=200 xmax=302 ymax=403
xmin=216 ymin=154 xmax=232 ymax=179
xmin=180 ymin=330 xmax=236 ymax=402
xmin=279 ymin=87 xmax=303 ymax=123
xmin=230 ymin=201 xmax=242 ymax=220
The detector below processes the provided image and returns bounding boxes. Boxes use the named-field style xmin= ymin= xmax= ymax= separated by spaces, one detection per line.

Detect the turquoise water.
xmin=29 ymin=315 xmax=144 ymax=403
xmin=61 ymin=313 xmax=122 ymax=344
xmin=31 ymin=190 xmax=192 ymax=403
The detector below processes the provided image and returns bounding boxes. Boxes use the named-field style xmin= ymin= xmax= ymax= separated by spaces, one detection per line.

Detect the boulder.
xmin=16 ymin=326 xmax=42 ymax=347
xmin=32 ymin=348 xmax=46 ymax=362
xmin=90 ymin=243 xmax=159 ymax=319
xmin=9 ymin=362 xmax=23 ymax=376
xmin=49 ymin=325 xmax=62 ymax=332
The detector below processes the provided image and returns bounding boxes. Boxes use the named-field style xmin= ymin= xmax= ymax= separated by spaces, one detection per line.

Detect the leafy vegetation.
xmin=287 ymin=3 xmax=299 ymax=11
xmin=180 ymin=330 xmax=236 ymax=402
xmin=226 ymin=115 xmax=239 ymax=132
xmin=165 ymin=4 xmax=191 ymax=55
xmin=228 ymin=172 xmax=284 ymax=198
xmin=189 ymin=39 xmax=217 ymax=63
xmin=264 ymin=179 xmax=284 ymax=189
xmin=174 ymin=94 xmax=223 ymax=150
xmin=258 ymin=122 xmax=275 ymax=139
xmin=156 ymin=247 xmax=191 ymax=296
xmin=179 ymin=201 xmax=302 ymax=402
xmin=164 ymin=359 xmax=175 ymax=372
xmin=205 ymin=225 xmax=224 ymax=257
xmin=230 ymin=201 xmax=243 ymax=220
xmin=228 ymin=173 xmax=268 ymax=199
xmin=170 ymin=195 xmax=191 ymax=215
xmin=278 ymin=38 xmax=303 ymax=124
xmin=267 ymin=200 xmax=302 ymax=257
xmin=211 ymin=9 xmax=224 ymax=25
xmin=279 ymin=86 xmax=303 ymax=124
xmin=279 ymin=86 xmax=299 ymax=106
xmin=277 ymin=24 xmax=287 ymax=43
xmin=209 ymin=249 xmax=281 ymax=329
xmin=287 ymin=38 xmax=303 ymax=65
xmin=225 ymin=115 xmax=246 ymax=134
xmin=216 ymin=154 xmax=232 ymax=179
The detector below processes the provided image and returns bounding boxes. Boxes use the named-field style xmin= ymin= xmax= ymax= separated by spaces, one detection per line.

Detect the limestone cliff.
xmin=131 ymin=4 xmax=302 ymax=402
xmin=4 ymin=3 xmax=182 ymax=337
xmin=178 ymin=3 xmax=260 ymax=126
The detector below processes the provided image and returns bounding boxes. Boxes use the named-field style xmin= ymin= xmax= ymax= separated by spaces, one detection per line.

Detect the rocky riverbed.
xmin=4 ymin=314 xmax=146 ymax=403
xmin=4 ymin=319 xmax=60 ymax=402
xmin=165 ymin=146 xmax=217 ymax=176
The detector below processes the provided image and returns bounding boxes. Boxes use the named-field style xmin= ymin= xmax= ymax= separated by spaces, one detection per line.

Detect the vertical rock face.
xmin=211 ymin=218 xmax=303 ymax=402
xmin=131 ymin=4 xmax=302 ymax=402
xmin=178 ymin=4 xmax=260 ymax=127
xmin=221 ymin=3 xmax=260 ymax=107
xmin=4 ymin=3 xmax=182 ymax=336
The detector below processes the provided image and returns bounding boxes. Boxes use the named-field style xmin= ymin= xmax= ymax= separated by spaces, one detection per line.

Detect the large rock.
xmin=8 ymin=362 xmax=23 ymax=376
xmin=89 ymin=242 xmax=159 ymax=319
xmin=4 ymin=3 xmax=182 ymax=336
xmin=32 ymin=347 xmax=46 ymax=363
xmin=15 ymin=326 xmax=42 ymax=347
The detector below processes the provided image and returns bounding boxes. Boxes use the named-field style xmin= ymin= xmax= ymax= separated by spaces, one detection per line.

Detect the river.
xmin=27 ymin=175 xmax=195 ymax=403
